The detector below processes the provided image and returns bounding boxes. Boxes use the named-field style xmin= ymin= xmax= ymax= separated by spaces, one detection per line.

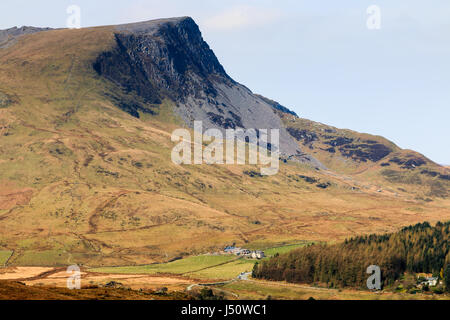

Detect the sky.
xmin=1 ymin=0 xmax=449 ymax=164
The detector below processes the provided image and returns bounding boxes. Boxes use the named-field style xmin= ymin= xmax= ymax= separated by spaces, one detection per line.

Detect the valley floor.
xmin=1 ymin=264 xmax=449 ymax=300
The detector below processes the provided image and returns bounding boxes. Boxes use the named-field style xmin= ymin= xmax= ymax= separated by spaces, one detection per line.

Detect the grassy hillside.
xmin=0 ymin=251 xmax=12 ymax=266
xmin=253 ymin=221 xmax=450 ymax=290
xmin=0 ymin=26 xmax=449 ymax=268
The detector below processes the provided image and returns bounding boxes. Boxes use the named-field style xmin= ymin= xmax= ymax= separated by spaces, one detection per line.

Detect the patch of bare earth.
xmin=0 ymin=267 xmax=53 ymax=279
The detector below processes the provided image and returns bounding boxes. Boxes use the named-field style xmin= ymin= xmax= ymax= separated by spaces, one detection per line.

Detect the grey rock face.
xmin=0 ymin=26 xmax=52 ymax=48
xmin=93 ymin=17 xmax=323 ymax=166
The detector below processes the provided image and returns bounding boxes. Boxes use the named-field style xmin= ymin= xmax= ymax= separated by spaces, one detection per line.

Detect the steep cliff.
xmin=0 ymin=17 xmax=448 ymax=266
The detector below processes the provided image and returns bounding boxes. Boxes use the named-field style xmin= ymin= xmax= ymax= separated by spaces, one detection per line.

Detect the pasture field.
xmin=188 ymin=259 xmax=256 ymax=280
xmin=262 ymin=242 xmax=313 ymax=257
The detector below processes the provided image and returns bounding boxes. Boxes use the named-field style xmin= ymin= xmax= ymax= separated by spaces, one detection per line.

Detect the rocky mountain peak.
xmin=115 ymin=17 xmax=228 ymax=78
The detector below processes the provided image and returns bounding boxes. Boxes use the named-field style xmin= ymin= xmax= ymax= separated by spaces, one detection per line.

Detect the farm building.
xmin=251 ymin=251 xmax=265 ymax=259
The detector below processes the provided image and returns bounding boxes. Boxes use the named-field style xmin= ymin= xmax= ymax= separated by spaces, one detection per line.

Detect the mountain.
xmin=0 ymin=17 xmax=448 ymax=267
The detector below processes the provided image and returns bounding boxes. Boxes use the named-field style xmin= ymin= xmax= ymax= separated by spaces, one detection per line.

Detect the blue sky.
xmin=1 ymin=0 xmax=449 ymax=164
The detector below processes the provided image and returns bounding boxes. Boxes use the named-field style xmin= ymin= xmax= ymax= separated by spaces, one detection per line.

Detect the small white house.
xmin=419 ymin=276 xmax=438 ymax=287
xmin=251 ymin=250 xmax=265 ymax=259
xmin=423 ymin=277 xmax=438 ymax=287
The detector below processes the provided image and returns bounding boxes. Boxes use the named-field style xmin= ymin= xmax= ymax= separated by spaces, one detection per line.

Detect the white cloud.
xmin=202 ymin=5 xmax=283 ymax=31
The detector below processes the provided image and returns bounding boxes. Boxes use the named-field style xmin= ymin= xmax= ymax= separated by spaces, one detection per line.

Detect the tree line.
xmin=253 ymin=221 xmax=450 ymax=290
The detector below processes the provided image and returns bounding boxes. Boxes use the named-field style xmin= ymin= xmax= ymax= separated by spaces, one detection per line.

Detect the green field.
xmin=0 ymin=251 xmax=13 ymax=266
xmin=13 ymin=250 xmax=72 ymax=266
xmin=90 ymin=255 xmax=241 ymax=277
xmin=189 ymin=259 xmax=256 ymax=280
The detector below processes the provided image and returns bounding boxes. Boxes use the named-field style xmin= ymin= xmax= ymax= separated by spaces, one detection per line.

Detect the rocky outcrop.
xmin=339 ymin=142 xmax=392 ymax=163
xmin=93 ymin=17 xmax=321 ymax=164
xmin=286 ymin=128 xmax=318 ymax=145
